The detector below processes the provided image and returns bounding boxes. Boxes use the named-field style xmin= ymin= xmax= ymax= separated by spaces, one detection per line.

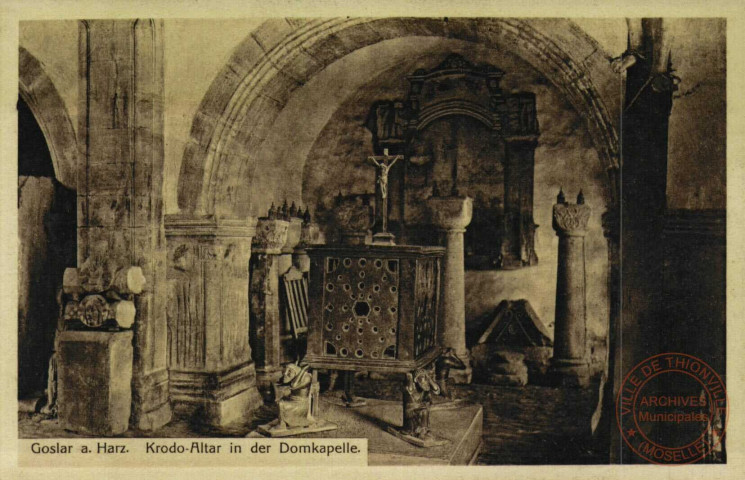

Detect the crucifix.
xmin=368 ymin=148 xmax=402 ymax=245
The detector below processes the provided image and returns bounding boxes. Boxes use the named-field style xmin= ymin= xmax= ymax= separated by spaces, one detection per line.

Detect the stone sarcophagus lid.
xmin=306 ymin=245 xmax=445 ymax=372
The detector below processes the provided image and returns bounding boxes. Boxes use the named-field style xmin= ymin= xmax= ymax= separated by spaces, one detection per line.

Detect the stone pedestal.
xmin=548 ymin=197 xmax=591 ymax=387
xmin=427 ymin=196 xmax=473 ymax=383
xmin=165 ymin=215 xmax=262 ymax=426
xmin=57 ymin=330 xmax=133 ymax=436
xmin=250 ymin=218 xmax=289 ymax=390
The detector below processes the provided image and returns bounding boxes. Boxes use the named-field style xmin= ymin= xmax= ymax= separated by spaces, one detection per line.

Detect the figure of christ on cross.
xmin=368 ymin=148 xmax=403 ymax=243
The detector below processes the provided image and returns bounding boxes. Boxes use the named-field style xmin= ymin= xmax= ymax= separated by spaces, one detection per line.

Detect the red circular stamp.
xmin=616 ymin=353 xmax=728 ymax=465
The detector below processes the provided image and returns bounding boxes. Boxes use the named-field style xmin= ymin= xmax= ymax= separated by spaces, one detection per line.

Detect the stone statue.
xmin=275 ymin=363 xmax=315 ymax=429
xmin=256 ymin=362 xmax=337 ymax=437
xmin=434 ymin=348 xmax=466 ymax=401
xmin=399 ymin=368 xmax=444 ymax=444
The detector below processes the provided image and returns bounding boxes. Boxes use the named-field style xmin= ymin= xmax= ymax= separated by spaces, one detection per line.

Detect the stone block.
xmin=490 ymin=362 xmax=528 ymax=376
xmin=57 ymin=330 xmax=133 ymax=436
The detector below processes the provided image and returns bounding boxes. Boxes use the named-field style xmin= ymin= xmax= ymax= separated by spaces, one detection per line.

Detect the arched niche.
xmin=176 ymin=18 xmax=620 ymax=218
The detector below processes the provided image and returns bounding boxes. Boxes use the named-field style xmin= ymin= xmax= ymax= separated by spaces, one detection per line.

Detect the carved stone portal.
xmin=365 ymin=53 xmax=539 ymax=270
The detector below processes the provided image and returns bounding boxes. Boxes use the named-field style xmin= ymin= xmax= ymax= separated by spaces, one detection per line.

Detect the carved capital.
xmin=253 ymin=218 xmax=289 ymax=254
xmin=427 ymin=196 xmax=473 ymax=231
xmin=552 ymin=203 xmax=591 ymax=236
xmin=60 ymin=271 xmax=138 ymax=329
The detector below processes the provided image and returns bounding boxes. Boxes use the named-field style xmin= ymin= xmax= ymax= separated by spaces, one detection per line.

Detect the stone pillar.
xmin=548 ymin=193 xmax=591 ymax=387
xmin=77 ymin=19 xmax=170 ymax=430
xmin=249 ymin=218 xmax=289 ymax=390
xmin=427 ymin=196 xmax=473 ymax=383
xmin=164 ymin=215 xmax=262 ymax=426
xmin=592 ymin=203 xmax=621 ymax=454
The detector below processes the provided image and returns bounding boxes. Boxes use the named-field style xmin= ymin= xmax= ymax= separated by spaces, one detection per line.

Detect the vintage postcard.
xmin=1 ymin=0 xmax=743 ymax=479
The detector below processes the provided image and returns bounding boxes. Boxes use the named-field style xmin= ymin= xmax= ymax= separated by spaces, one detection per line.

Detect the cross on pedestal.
xmin=368 ymin=148 xmax=402 ymax=245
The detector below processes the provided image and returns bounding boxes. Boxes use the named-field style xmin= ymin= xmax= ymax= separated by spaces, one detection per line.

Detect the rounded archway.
xmin=19 ymin=46 xmax=78 ymax=191
xmin=177 ymin=18 xmax=620 ymax=218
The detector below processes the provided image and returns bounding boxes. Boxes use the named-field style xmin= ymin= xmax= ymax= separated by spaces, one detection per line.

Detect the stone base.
xmin=256 ymin=418 xmax=338 ymax=437
xmin=323 ymin=394 xmax=369 ymax=408
xmin=131 ymin=368 xmax=172 ymax=431
xmin=133 ymin=401 xmax=172 ymax=431
xmin=386 ymin=426 xmax=449 ymax=447
xmin=371 ymin=232 xmax=396 ymax=245
xmin=170 ymin=362 xmax=263 ymax=426
xmin=548 ymin=359 xmax=590 ymax=388
xmin=247 ymin=396 xmax=483 ymax=465
xmin=57 ymin=330 xmax=133 ymax=436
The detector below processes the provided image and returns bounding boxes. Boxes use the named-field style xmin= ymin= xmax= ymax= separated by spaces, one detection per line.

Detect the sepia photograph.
xmin=11 ymin=10 xmax=730 ymax=472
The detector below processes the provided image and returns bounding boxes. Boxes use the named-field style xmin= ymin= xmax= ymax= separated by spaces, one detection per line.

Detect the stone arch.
xmin=19 ymin=46 xmax=77 ymax=190
xmin=177 ymin=18 xmax=620 ymax=217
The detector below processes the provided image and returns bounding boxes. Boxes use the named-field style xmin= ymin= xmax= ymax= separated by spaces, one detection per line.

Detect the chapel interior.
xmin=17 ymin=18 xmax=726 ymax=464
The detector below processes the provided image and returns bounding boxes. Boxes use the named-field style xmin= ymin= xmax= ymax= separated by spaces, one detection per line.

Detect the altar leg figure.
xmin=432 ymin=348 xmax=467 ymax=408
xmin=256 ymin=362 xmax=337 ymax=437
xmin=387 ymin=368 xmax=449 ymax=447
xmin=341 ymin=371 xmax=367 ymax=407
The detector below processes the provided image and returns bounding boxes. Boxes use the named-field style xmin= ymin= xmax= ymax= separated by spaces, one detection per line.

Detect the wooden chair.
xmin=281 ymin=266 xmax=309 ymax=359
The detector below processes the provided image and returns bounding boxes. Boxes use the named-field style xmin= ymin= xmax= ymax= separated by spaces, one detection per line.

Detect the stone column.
xmin=249 ymin=218 xmax=289 ymax=390
xmin=76 ymin=19 xmax=170 ymax=430
xmin=164 ymin=215 xmax=262 ymax=426
xmin=427 ymin=196 xmax=473 ymax=383
xmin=549 ymin=192 xmax=591 ymax=387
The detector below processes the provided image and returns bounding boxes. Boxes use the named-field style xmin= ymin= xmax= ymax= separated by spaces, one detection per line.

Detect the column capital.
xmin=552 ymin=203 xmax=591 ymax=236
xmin=427 ymin=195 xmax=473 ymax=231
xmin=252 ymin=218 xmax=289 ymax=254
xmin=165 ymin=214 xmax=257 ymax=239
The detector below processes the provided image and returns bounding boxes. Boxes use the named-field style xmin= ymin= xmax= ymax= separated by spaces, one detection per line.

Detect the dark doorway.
xmin=18 ymin=95 xmax=77 ymax=398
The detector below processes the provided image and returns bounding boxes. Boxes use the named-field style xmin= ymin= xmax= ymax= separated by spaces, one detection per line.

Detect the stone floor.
xmin=19 ymin=377 xmax=605 ymax=465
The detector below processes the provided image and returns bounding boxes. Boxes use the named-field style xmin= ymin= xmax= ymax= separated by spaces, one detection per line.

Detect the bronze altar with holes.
xmin=306 ymin=244 xmax=465 ymax=448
